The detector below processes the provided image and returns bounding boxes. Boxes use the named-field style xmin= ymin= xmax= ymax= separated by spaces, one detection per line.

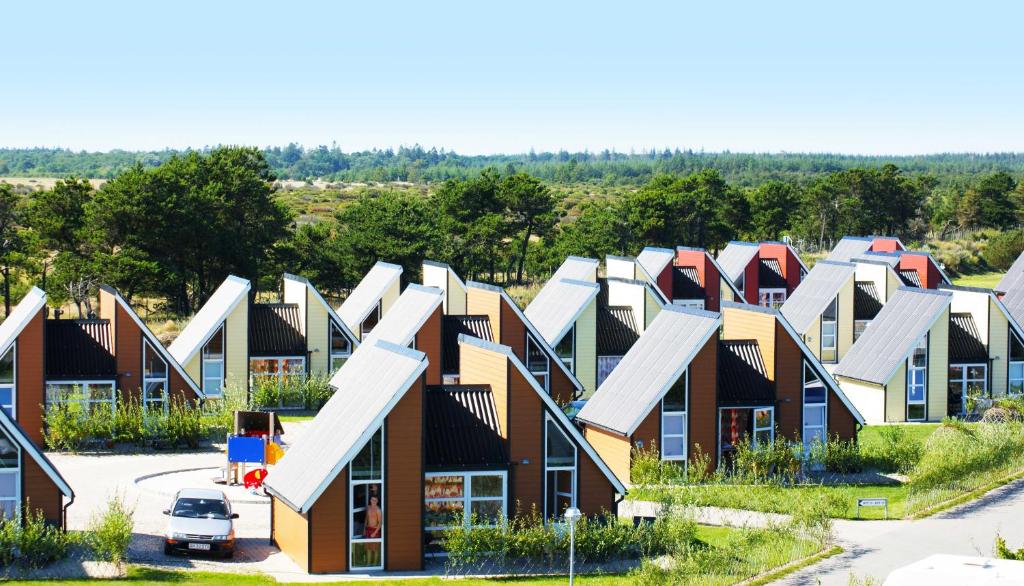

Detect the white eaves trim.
xmin=337 ymin=261 xmax=403 ymax=330
xmin=168 ymin=275 xmax=251 ymax=366
xmin=282 ymin=273 xmax=359 ymax=348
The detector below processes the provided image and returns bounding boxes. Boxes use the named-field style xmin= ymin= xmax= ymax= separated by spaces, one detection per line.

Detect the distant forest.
xmin=2 ymin=146 xmax=1024 ymax=186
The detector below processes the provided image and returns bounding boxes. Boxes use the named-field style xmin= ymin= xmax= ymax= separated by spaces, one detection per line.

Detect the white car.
xmin=163 ymin=488 xmax=238 ymax=558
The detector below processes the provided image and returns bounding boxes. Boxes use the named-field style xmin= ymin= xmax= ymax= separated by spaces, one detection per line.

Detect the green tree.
xmin=974 ymin=172 xmax=1018 ymax=228
xmin=749 ymin=181 xmax=800 ymax=240
xmin=499 ymin=173 xmax=557 ymax=283
xmin=431 ymin=171 xmax=507 ymax=281
xmin=336 ymin=191 xmax=437 ymax=282
xmin=284 ymin=221 xmax=355 ymax=295
xmin=0 ymin=185 xmax=30 ymax=316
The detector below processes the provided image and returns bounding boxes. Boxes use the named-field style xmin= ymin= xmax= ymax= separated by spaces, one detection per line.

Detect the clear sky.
xmin=2 ymin=1 xmax=1022 ymax=155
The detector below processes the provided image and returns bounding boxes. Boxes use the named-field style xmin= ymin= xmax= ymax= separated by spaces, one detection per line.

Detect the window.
xmin=350 ymin=427 xmax=384 ymax=570
xmin=736 ymin=273 xmax=745 ymax=298
xmin=330 ymin=321 xmax=352 ymax=373
xmin=250 ymin=358 xmax=305 ymax=385
xmin=719 ymin=407 xmax=775 ymax=465
xmin=360 ymin=303 xmax=381 ymax=338
xmin=0 ymin=347 xmax=14 ymax=418
xmin=802 ymin=363 xmax=827 ymax=454
xmin=753 ymin=408 xmax=774 ymax=447
xmin=907 ymin=337 xmax=928 ymax=421
xmin=948 ymin=364 xmax=987 ymax=417
xmin=46 ymin=381 xmax=116 ymax=414
xmin=202 ymin=325 xmax=225 ymax=397
xmin=423 ymin=472 xmax=506 ymax=556
xmin=596 ymin=356 xmax=622 ymax=388
xmin=526 ymin=333 xmax=550 ymax=392
xmin=143 ymin=340 xmax=168 ymax=412
xmin=1010 ymin=333 xmax=1024 ymax=396
xmin=554 ymin=326 xmax=575 ymax=373
xmin=0 ymin=427 xmax=17 ymax=520
xmin=854 ymin=320 xmax=871 ymax=342
xmin=544 ymin=415 xmax=576 ymax=521
xmin=758 ymin=289 xmax=786 ymax=309
xmin=820 ymin=297 xmax=838 ymax=363
xmin=672 ymin=299 xmax=705 ymax=310
xmin=661 ymin=370 xmax=687 ymax=461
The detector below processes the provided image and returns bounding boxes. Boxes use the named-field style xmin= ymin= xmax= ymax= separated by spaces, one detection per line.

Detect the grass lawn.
xmin=275 ymin=411 xmax=317 ymax=422
xmin=858 ymin=423 xmax=941 ymax=448
xmin=953 ymin=271 xmax=1004 ymax=289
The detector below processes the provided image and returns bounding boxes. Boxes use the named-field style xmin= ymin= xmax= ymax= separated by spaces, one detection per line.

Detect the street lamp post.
xmin=564 ymin=507 xmax=582 ymax=586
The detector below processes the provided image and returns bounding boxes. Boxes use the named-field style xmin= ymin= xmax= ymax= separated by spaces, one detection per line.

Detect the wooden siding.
xmin=806 ymin=315 xmax=822 ymax=360
xmin=307 ymin=288 xmax=330 ymax=375
xmin=418 ymin=307 xmax=443 ymax=386
xmin=606 ymin=280 xmax=645 ymax=336
xmin=721 ymin=307 xmax=776 ymax=379
xmin=447 ymin=272 xmax=467 ymax=316
xmin=742 ymin=258 xmax=760 ymax=304
xmin=16 ymin=309 xmax=45 ymax=445
xmin=272 ymin=498 xmax=310 ymax=573
xmin=381 ymin=281 xmax=401 ymax=316
xmin=574 ymin=300 xmax=598 ymax=398
xmin=21 ymin=456 xmax=62 ymax=525
xmin=583 ymin=424 xmax=631 ymax=486
xmin=927 ymin=312 xmax=949 ymax=421
xmin=719 ymin=277 xmax=735 ymax=304
xmin=508 ymin=358 xmax=544 ymax=516
xmin=113 ymin=302 xmax=142 ymax=402
xmin=309 ymin=467 xmax=348 ymax=573
xmin=630 ymin=408 xmax=660 ymax=461
xmin=385 ymin=379 xmax=423 ymax=571
xmin=886 ymin=364 xmax=907 ymax=423
xmin=643 ymin=289 xmax=661 ymax=330
xmin=760 ymin=242 xmax=802 ymax=294
xmin=827 ymin=388 xmax=858 ymax=441
xmin=704 ymin=254 xmax=723 ymax=312
xmin=899 ymin=255 xmax=941 ymax=289
xmin=466 ymin=287 xmax=503 ymax=344
xmin=688 ymin=338 xmax=718 ymax=469
xmin=183 ymin=354 xmax=201 ymax=385
xmin=837 ymin=277 xmax=855 ymax=361
xmin=774 ymin=321 xmax=804 ymax=440
xmin=854 ymin=262 xmax=891 ymax=306
xmin=991 ymin=298 xmax=1009 ymax=397
xmin=459 ymin=343 xmax=509 ymax=437
xmin=577 ymin=443 xmax=616 ymax=515
xmin=225 ymin=301 xmax=248 ymax=394
xmin=655 ymin=266 xmax=672 ymax=301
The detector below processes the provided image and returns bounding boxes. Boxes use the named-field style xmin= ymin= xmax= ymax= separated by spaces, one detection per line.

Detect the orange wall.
xmin=583 ymin=424 xmax=631 ymax=486
xmin=22 ymin=456 xmax=63 ymax=525
xmin=688 ymin=337 xmax=719 ymax=469
xmin=112 ymin=302 xmax=142 ymax=401
xmin=385 ymin=378 xmax=423 ymax=571
xmin=898 ymin=254 xmax=941 ymax=289
xmin=417 ymin=307 xmax=443 ymax=386
xmin=309 ymin=468 xmax=348 ymax=573
xmin=871 ymin=238 xmax=903 ymax=253
xmin=273 ymin=497 xmax=310 ymax=572
xmin=774 ymin=321 xmax=803 ymax=439
xmin=759 ymin=243 xmax=802 ymax=294
xmin=828 ymin=389 xmax=859 ymax=441
xmin=17 ymin=309 xmax=46 ymax=445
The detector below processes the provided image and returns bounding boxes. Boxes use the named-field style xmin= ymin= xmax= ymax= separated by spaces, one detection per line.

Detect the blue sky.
xmin=1 ymin=1 xmax=1022 ymax=155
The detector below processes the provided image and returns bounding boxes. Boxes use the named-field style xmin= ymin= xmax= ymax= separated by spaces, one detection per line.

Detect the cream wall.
xmin=306 ymin=288 xmax=330 ymax=375
xmin=225 ymin=301 xmax=249 ymax=393
xmin=447 ymin=271 xmax=467 ymax=316
xmin=806 ymin=315 xmax=822 ymax=361
xmin=381 ymin=280 xmax=401 ymax=316
xmin=885 ymin=363 xmax=907 ymax=422
xmin=574 ymin=299 xmax=598 ymax=397
xmin=720 ymin=278 xmax=735 ymax=303
xmin=927 ymin=310 xmax=950 ymax=421
xmin=283 ymin=278 xmax=308 ymax=335
xmin=184 ymin=354 xmax=201 ymax=383
xmin=854 ymin=262 xmax=890 ymax=305
xmin=605 ymin=257 xmax=637 ymax=281
xmin=837 ymin=278 xmax=855 ymax=361
xmin=837 ymin=376 xmax=886 ymax=423
xmin=950 ymin=290 xmax=990 ymax=346
xmin=643 ymin=289 xmax=662 ymax=329
xmin=607 ymin=280 xmax=645 ymax=336
xmin=991 ymin=299 xmax=1010 ymax=397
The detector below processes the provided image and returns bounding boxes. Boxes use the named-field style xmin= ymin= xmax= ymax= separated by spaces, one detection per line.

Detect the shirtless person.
xmin=364 ymin=495 xmax=382 ymax=565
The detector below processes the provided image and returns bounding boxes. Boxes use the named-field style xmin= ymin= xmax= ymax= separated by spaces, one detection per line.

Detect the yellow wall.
xmin=886 ymin=363 xmax=907 ymax=422
xmin=927 ymin=309 xmax=950 ymax=421
xmin=381 ymin=280 xmax=401 ymax=316
xmin=306 ymin=288 xmax=330 ymax=375
xmin=837 ymin=376 xmax=886 ymax=423
xmin=448 ymin=272 xmax=467 ymax=315
xmin=607 ymin=280 xmax=646 ymax=336
xmin=605 ymin=257 xmax=636 ymax=281
xmin=644 ymin=288 xmax=662 ymax=330
xmin=991 ymin=299 xmax=1010 ymax=397
xmin=837 ymin=277 xmax=855 ymax=361
xmin=720 ymin=277 xmax=735 ymax=303
xmin=722 ymin=307 xmax=776 ymax=379
xmin=575 ymin=299 xmax=598 ymax=397
xmin=226 ymin=301 xmax=249 ymax=393
xmin=184 ymin=354 xmax=201 ymax=383
xmin=806 ymin=315 xmax=822 ymax=360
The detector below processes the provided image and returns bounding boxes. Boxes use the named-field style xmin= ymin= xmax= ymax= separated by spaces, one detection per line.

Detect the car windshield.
xmin=172 ymin=497 xmax=229 ymax=519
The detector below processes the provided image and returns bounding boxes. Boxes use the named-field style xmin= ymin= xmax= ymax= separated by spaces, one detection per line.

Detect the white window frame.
xmin=660 ymin=369 xmax=688 ymax=462
xmin=554 ymin=326 xmax=575 ymax=374
xmin=526 ymin=334 xmax=550 ymax=393
xmin=424 ymin=471 xmax=507 ymax=556
xmin=907 ymin=336 xmax=928 ymax=422
xmin=753 ymin=407 xmax=775 ymax=447
xmin=1010 ymin=361 xmax=1024 ymax=397
xmin=758 ymin=288 xmax=787 ymax=309
xmin=350 ymin=426 xmax=384 ymax=571
xmin=949 ymin=363 xmax=987 ymax=416
xmin=0 ymin=428 xmax=20 ymax=521
xmin=360 ymin=302 xmax=382 ymax=339
xmin=543 ymin=413 xmax=576 ymax=523
xmin=0 ymin=346 xmax=15 ymax=419
xmin=249 ymin=356 xmax=306 ymax=386
xmin=45 ymin=380 xmax=117 ymax=414
xmin=802 ymin=362 xmax=827 ymax=455
xmin=142 ymin=340 xmax=169 ymax=413
xmin=717 ymin=406 xmax=776 ymax=461
xmin=853 ymin=320 xmax=871 ymax=342
xmin=201 ymin=324 xmax=225 ymax=398
xmin=820 ymin=297 xmax=838 ymax=364
xmin=672 ymin=299 xmax=705 ymax=310
xmin=329 ymin=320 xmax=352 ymax=373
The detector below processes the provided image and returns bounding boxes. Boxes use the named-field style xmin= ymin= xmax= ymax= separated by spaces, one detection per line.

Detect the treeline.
xmin=1 ymin=148 xmax=1022 ymax=320
xmin=3 ymin=146 xmax=1024 ymax=187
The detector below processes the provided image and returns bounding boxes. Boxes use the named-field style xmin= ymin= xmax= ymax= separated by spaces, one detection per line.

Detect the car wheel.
xmin=223 ymin=550 xmax=234 ymax=560
xmin=164 ymin=544 xmax=174 ymax=556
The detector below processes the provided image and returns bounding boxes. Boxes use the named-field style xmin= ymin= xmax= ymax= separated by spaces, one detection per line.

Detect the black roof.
xmin=854 ymin=281 xmax=884 ymax=321
xmin=597 ymin=306 xmax=639 ymax=356
xmin=758 ymin=258 xmax=787 ymax=289
xmin=949 ymin=313 xmax=988 ymax=363
xmin=45 ymin=319 xmax=116 ymax=378
xmin=672 ymin=265 xmax=704 ymax=300
xmin=442 ymin=315 xmax=493 ymax=374
xmin=425 ymin=385 xmax=508 ymax=470
xmin=249 ymin=303 xmax=305 ymax=357
xmin=898 ymin=269 xmax=922 ymax=287
xmin=718 ymin=340 xmax=774 ymax=406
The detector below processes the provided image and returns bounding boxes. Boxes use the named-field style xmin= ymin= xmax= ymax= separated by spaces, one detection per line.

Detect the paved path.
xmin=773 ymin=478 xmax=1024 ymax=584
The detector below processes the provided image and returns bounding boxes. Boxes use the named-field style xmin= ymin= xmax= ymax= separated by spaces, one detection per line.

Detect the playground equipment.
xmin=222 ymin=411 xmax=285 ymax=487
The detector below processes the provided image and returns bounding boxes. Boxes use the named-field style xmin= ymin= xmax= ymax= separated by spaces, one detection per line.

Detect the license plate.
xmin=188 ymin=542 xmax=211 ymax=551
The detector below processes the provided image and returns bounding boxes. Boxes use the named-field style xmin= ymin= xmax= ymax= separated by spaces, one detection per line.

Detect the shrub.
xmin=87 ymin=493 xmax=135 ymax=565
xmin=301 ymin=374 xmax=335 ymax=410
xmin=0 ymin=507 xmax=75 ymax=569
xmin=630 ymin=442 xmax=685 ymax=487
xmin=862 ymin=425 xmax=923 ymax=474
xmin=822 ymin=435 xmax=863 ymax=473
xmin=983 ymin=229 xmax=1024 ymax=271
xmin=43 ymin=404 xmax=89 ymax=451
xmin=995 ymin=534 xmax=1024 ymax=560
xmin=249 ymin=378 xmax=281 ymax=410
xmin=732 ymin=434 xmax=802 ymax=483
xmin=910 ymin=421 xmax=1024 ymax=490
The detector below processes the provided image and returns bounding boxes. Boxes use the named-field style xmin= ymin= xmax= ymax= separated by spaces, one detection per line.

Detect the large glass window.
xmin=544 ymin=415 xmax=576 ymax=521
xmin=853 ymin=320 xmax=871 ymax=342
xmin=202 ymin=325 xmax=225 ymax=397
xmin=46 ymin=381 xmax=116 ymax=414
xmin=661 ymin=370 xmax=687 ymax=461
xmin=360 ymin=303 xmax=381 ymax=338
xmin=350 ymin=427 xmax=383 ymax=570
xmin=554 ymin=326 xmax=575 ymax=374
xmin=0 ymin=347 xmax=14 ymax=418
xmin=0 ymin=427 xmax=18 ymax=520
xmin=802 ymin=363 xmax=827 ymax=454
xmin=526 ymin=334 xmax=549 ymax=392
xmin=719 ymin=407 xmax=775 ymax=465
xmin=758 ymin=289 xmax=786 ymax=309
xmin=596 ymin=356 xmax=622 ymax=388
xmin=907 ymin=337 xmax=928 ymax=421
xmin=330 ymin=321 xmax=352 ymax=373
xmin=423 ymin=472 xmax=507 ymax=556
xmin=1011 ymin=333 xmax=1024 ymax=396
xmin=820 ymin=297 xmax=838 ymax=363
xmin=948 ymin=364 xmax=987 ymax=417
xmin=250 ymin=358 xmax=305 ymax=385
xmin=143 ymin=340 xmax=168 ymax=412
